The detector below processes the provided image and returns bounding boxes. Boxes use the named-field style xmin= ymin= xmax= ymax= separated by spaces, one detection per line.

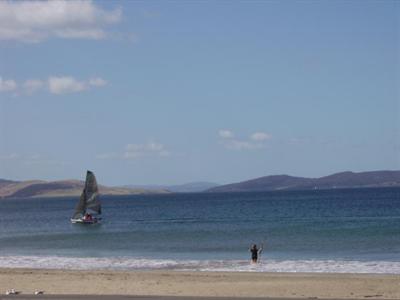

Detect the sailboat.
xmin=70 ymin=170 xmax=102 ymax=224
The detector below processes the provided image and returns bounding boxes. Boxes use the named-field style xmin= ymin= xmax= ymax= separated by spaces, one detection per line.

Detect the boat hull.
xmin=70 ymin=218 xmax=100 ymax=224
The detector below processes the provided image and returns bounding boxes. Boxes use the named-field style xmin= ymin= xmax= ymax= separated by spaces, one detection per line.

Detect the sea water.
xmin=0 ymin=188 xmax=399 ymax=273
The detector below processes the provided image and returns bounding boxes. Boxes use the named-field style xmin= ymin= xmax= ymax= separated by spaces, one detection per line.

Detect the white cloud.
xmin=218 ymin=130 xmax=272 ymax=151
xmin=218 ymin=129 xmax=234 ymax=139
xmin=0 ymin=0 xmax=122 ymax=43
xmin=223 ymin=140 xmax=247 ymax=150
xmin=2 ymin=76 xmax=108 ymax=95
xmin=89 ymin=77 xmax=107 ymax=87
xmin=159 ymin=150 xmax=170 ymax=157
xmin=0 ymin=153 xmax=19 ymax=160
xmin=23 ymin=79 xmax=44 ymax=94
xmin=97 ymin=142 xmax=171 ymax=160
xmin=0 ymin=153 xmax=66 ymax=166
xmin=0 ymin=77 xmax=17 ymax=92
xmin=288 ymin=138 xmax=305 ymax=145
xmin=222 ymin=140 xmax=265 ymax=151
xmin=23 ymin=159 xmax=67 ymax=166
xmin=250 ymin=132 xmax=272 ymax=141
xmin=46 ymin=76 xmax=108 ymax=94
xmin=48 ymin=76 xmax=87 ymax=94
xmin=95 ymin=153 xmax=118 ymax=160
xmin=124 ymin=142 xmax=169 ymax=159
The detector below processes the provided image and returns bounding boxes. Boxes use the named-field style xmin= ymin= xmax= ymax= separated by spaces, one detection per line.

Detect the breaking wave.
xmin=0 ymin=255 xmax=399 ymax=274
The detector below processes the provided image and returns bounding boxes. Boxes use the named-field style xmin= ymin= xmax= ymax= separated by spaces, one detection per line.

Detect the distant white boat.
xmin=70 ymin=170 xmax=101 ymax=224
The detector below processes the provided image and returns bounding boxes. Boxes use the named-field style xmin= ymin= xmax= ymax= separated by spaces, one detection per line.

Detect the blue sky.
xmin=0 ymin=0 xmax=398 ymax=185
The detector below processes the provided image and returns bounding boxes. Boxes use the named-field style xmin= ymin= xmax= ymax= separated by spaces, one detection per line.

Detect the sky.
xmin=0 ymin=0 xmax=399 ymax=186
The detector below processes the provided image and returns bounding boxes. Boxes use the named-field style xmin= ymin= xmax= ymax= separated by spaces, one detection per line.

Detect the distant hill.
xmin=2 ymin=171 xmax=399 ymax=198
xmin=0 ymin=179 xmax=169 ymax=199
xmin=0 ymin=179 xmax=17 ymax=188
xmin=167 ymin=182 xmax=220 ymax=193
xmin=124 ymin=182 xmax=219 ymax=193
xmin=207 ymin=171 xmax=400 ymax=193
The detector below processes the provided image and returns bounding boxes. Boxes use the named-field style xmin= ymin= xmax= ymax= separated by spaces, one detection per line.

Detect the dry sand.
xmin=0 ymin=268 xmax=399 ymax=299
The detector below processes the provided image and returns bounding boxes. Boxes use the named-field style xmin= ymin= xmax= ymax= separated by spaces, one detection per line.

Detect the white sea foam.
xmin=0 ymin=255 xmax=399 ymax=274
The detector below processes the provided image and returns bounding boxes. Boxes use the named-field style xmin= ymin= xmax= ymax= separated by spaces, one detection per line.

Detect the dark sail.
xmin=72 ymin=170 xmax=101 ymax=218
xmin=85 ymin=171 xmax=101 ymax=214
xmin=72 ymin=189 xmax=86 ymax=219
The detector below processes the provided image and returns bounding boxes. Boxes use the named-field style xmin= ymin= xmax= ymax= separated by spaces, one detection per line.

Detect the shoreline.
xmin=1 ymin=255 xmax=399 ymax=274
xmin=0 ymin=268 xmax=399 ymax=299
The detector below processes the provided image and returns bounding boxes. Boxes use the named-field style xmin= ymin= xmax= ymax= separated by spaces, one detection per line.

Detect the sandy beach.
xmin=0 ymin=269 xmax=399 ymax=299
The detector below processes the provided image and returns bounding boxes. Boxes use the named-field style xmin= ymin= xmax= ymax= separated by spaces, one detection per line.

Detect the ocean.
xmin=0 ymin=188 xmax=399 ymax=273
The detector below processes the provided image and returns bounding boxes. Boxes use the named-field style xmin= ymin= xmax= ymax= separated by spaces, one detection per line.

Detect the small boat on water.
xmin=70 ymin=170 xmax=101 ymax=224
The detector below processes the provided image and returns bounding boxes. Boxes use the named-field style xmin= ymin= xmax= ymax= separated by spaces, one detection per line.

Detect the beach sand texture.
xmin=0 ymin=269 xmax=399 ymax=299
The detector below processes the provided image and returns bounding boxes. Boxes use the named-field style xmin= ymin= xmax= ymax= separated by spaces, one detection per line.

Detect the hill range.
xmin=1 ymin=170 xmax=399 ymax=199
xmin=124 ymin=182 xmax=219 ymax=193
xmin=0 ymin=179 xmax=169 ymax=199
xmin=207 ymin=170 xmax=400 ymax=193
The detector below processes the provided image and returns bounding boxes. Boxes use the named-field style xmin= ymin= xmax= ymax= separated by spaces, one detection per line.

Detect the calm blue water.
xmin=0 ymin=188 xmax=399 ymax=273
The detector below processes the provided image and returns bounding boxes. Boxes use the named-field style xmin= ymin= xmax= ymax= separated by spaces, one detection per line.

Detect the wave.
xmin=0 ymin=255 xmax=399 ymax=274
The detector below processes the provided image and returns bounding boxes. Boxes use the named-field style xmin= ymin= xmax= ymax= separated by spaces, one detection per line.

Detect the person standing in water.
xmin=249 ymin=244 xmax=263 ymax=263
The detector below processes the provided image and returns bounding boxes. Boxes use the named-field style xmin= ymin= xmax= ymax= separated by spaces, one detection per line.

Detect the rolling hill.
xmin=0 ymin=179 xmax=169 ymax=199
xmin=207 ymin=171 xmax=400 ymax=193
xmin=124 ymin=182 xmax=219 ymax=193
